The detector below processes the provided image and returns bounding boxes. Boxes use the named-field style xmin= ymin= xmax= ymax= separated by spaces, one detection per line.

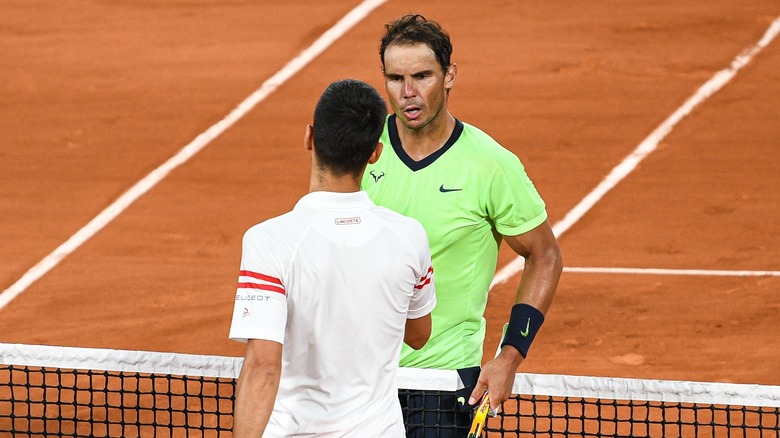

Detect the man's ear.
xmin=368 ymin=142 xmax=384 ymax=164
xmin=445 ymin=63 xmax=457 ymax=91
xmin=304 ymin=124 xmax=314 ymax=151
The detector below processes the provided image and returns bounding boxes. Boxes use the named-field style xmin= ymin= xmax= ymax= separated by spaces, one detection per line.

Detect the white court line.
xmin=564 ymin=267 xmax=780 ymax=277
xmin=0 ymin=0 xmax=388 ymax=312
xmin=490 ymin=14 xmax=780 ymax=290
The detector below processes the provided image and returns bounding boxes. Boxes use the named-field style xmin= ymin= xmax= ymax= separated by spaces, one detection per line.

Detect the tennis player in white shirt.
xmin=229 ymin=79 xmax=437 ymax=437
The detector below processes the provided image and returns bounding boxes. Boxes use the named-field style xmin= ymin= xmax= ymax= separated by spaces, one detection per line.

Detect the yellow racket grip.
xmin=467 ymin=393 xmax=491 ymax=438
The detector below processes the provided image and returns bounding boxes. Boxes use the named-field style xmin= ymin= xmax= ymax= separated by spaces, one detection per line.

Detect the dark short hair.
xmin=312 ymin=79 xmax=388 ymax=176
xmin=379 ymin=14 xmax=453 ymax=73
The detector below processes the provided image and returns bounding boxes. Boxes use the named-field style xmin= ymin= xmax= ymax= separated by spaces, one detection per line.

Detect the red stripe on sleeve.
xmin=414 ymin=266 xmax=434 ymax=290
xmin=240 ymin=270 xmax=283 ymax=285
xmin=237 ymin=282 xmax=286 ymax=295
xmin=414 ymin=277 xmax=432 ymax=290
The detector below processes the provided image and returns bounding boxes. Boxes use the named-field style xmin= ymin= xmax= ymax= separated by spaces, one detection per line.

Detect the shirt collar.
xmin=294 ymin=190 xmax=374 ymax=210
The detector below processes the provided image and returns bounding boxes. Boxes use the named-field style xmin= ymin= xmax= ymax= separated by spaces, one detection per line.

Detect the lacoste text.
xmin=335 ymin=217 xmax=361 ymax=225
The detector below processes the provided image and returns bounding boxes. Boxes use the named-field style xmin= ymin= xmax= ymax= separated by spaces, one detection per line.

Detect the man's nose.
xmin=403 ymin=79 xmax=416 ymax=97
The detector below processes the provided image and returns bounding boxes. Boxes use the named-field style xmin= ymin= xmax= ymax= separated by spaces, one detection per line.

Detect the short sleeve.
xmin=228 ymin=227 xmax=288 ymax=344
xmin=407 ymin=224 xmax=437 ymax=319
xmin=488 ymin=153 xmax=547 ymax=237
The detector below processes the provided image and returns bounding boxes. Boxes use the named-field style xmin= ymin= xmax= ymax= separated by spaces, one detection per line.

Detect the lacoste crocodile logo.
xmin=370 ymin=170 xmax=385 ymax=182
xmin=439 ymin=185 xmax=462 ymax=193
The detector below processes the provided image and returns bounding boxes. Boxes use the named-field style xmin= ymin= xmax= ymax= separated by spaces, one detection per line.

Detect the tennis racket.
xmin=467 ymin=392 xmax=491 ymax=438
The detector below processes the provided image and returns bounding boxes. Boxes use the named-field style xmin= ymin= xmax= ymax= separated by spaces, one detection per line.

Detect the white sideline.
xmin=564 ymin=266 xmax=780 ymax=277
xmin=490 ymin=14 xmax=780 ymax=289
xmin=0 ymin=0 xmax=388 ymax=311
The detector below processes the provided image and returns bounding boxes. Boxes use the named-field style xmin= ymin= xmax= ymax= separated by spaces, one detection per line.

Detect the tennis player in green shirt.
xmin=361 ymin=14 xmax=563 ymax=437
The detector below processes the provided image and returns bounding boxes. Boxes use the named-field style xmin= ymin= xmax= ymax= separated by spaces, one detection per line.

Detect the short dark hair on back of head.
xmin=312 ymin=79 xmax=388 ymax=176
xmin=380 ymin=14 xmax=452 ymax=73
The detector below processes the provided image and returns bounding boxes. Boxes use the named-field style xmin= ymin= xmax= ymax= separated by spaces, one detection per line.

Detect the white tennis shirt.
xmin=229 ymin=190 xmax=436 ymax=437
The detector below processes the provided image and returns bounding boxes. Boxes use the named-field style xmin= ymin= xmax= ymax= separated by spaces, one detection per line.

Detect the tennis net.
xmin=1 ymin=343 xmax=779 ymax=437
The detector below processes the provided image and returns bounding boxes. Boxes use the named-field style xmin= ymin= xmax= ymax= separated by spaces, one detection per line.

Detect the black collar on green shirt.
xmin=387 ymin=114 xmax=464 ymax=172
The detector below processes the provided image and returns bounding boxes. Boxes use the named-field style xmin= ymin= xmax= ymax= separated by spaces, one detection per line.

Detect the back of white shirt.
xmin=229 ymin=191 xmax=436 ymax=437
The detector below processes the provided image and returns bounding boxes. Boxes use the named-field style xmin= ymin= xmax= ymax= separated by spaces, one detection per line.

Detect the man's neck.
xmin=397 ymin=112 xmax=457 ymax=161
xmin=308 ymin=172 xmax=361 ymax=193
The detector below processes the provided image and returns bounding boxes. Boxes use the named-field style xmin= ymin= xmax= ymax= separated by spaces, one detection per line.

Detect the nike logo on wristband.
xmin=520 ymin=318 xmax=531 ymax=337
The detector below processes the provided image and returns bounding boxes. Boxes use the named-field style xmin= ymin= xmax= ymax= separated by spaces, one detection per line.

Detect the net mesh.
xmin=2 ymin=365 xmax=234 ymax=437
xmin=2 ymin=343 xmax=779 ymax=437
xmin=490 ymin=395 xmax=780 ymax=437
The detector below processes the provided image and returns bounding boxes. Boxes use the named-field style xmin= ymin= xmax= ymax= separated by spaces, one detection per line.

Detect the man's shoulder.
xmin=243 ymin=209 xmax=302 ymax=242
xmin=457 ymin=121 xmax=518 ymax=159
xmin=459 ymin=121 xmax=500 ymax=144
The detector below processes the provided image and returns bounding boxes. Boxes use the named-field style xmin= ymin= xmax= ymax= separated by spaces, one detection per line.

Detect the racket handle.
xmin=467 ymin=393 xmax=491 ymax=438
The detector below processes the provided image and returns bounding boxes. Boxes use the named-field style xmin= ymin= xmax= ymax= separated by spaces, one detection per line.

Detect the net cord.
xmin=3 ymin=343 xmax=779 ymax=408
xmin=0 ymin=343 xmax=242 ymax=379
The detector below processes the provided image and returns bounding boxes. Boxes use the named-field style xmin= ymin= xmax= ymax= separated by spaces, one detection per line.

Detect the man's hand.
xmin=468 ymin=346 xmax=523 ymax=411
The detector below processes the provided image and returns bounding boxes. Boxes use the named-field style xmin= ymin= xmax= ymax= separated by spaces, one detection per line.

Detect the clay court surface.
xmin=1 ymin=1 xmax=779 ymax=387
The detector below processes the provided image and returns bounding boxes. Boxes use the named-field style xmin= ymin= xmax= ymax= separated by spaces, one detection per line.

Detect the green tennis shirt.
xmin=361 ymin=115 xmax=547 ymax=369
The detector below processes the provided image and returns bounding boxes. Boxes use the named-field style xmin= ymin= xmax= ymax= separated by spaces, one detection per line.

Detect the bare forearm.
xmin=498 ymin=222 xmax=563 ymax=368
xmin=233 ymin=366 xmax=280 ymax=437
xmin=502 ymin=220 xmax=562 ymax=314
xmin=514 ymin=242 xmax=562 ymax=312
xmin=233 ymin=348 xmax=282 ymax=438
xmin=502 ymin=241 xmax=562 ymax=367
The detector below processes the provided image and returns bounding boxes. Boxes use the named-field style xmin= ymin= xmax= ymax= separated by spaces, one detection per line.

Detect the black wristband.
xmin=500 ymin=303 xmax=545 ymax=358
